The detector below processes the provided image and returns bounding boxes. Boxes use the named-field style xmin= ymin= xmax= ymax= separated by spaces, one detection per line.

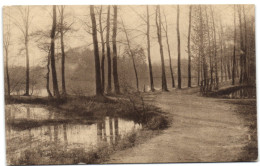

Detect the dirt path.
xmin=106 ymin=89 xmax=251 ymax=163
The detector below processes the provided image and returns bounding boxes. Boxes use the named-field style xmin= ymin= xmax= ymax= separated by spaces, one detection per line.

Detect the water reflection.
xmin=5 ymin=104 xmax=142 ymax=162
xmin=5 ymin=104 xmax=64 ymax=121
xmin=228 ymin=87 xmax=256 ymax=99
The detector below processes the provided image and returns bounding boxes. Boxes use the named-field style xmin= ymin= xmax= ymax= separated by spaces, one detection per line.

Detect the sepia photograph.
xmin=1 ymin=1 xmax=257 ymax=165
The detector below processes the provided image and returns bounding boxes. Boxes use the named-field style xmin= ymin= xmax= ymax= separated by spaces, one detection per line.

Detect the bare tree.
xmin=242 ymin=6 xmax=248 ymax=82
xmin=12 ymin=6 xmax=32 ymax=95
xmin=146 ymin=6 xmax=155 ymax=92
xmin=155 ymin=6 xmax=168 ymax=91
xmin=112 ymin=5 xmax=120 ymax=94
xmin=3 ymin=8 xmax=11 ymax=96
xmin=232 ymin=5 xmax=237 ymax=85
xmin=99 ymin=6 xmax=106 ymax=93
xmin=162 ymin=11 xmax=175 ymax=88
xmin=50 ymin=5 xmax=60 ymax=98
xmin=187 ymin=5 xmax=192 ymax=88
xmin=210 ymin=6 xmax=218 ymax=89
xmin=90 ymin=5 xmax=103 ymax=96
xmin=59 ymin=5 xmax=67 ymax=97
xmin=177 ymin=5 xmax=181 ymax=89
xmin=121 ymin=19 xmax=139 ymax=91
xmin=106 ymin=5 xmax=112 ymax=93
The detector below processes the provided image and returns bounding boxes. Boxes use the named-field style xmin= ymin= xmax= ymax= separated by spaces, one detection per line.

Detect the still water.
xmin=227 ymin=87 xmax=256 ymax=99
xmin=5 ymin=104 xmax=142 ymax=162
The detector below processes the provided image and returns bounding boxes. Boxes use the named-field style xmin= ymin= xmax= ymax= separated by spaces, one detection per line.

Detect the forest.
xmin=3 ymin=5 xmax=257 ymax=165
xmin=3 ymin=5 xmax=255 ymax=97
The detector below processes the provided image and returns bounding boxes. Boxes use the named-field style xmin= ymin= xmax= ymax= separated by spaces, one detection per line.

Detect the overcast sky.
xmin=3 ymin=5 xmax=255 ymax=67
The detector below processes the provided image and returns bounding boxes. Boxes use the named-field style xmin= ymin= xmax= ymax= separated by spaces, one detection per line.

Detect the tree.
xmin=187 ymin=5 xmax=192 ymax=88
xmin=90 ymin=5 xmax=103 ymax=96
xmin=177 ymin=5 xmax=181 ymax=89
xmin=112 ymin=5 xmax=120 ymax=94
xmin=12 ymin=6 xmax=32 ymax=95
xmin=210 ymin=6 xmax=218 ymax=90
xmin=3 ymin=8 xmax=11 ymax=96
xmin=50 ymin=5 xmax=60 ymax=98
xmin=205 ymin=6 xmax=213 ymax=88
xmin=155 ymin=5 xmax=168 ymax=91
xmin=163 ymin=11 xmax=175 ymax=88
xmin=106 ymin=5 xmax=112 ymax=93
xmin=32 ymin=30 xmax=53 ymax=97
xmin=232 ymin=5 xmax=237 ymax=85
xmin=121 ymin=19 xmax=139 ymax=91
xmin=146 ymin=6 xmax=155 ymax=92
xmin=58 ymin=6 xmax=67 ymax=96
xmin=99 ymin=6 xmax=106 ymax=93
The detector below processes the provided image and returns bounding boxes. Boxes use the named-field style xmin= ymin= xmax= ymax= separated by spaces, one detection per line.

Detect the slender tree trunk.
xmin=163 ymin=12 xmax=175 ymax=88
xmin=146 ymin=6 xmax=155 ymax=92
xmin=232 ymin=5 xmax=237 ymax=85
xmin=199 ymin=6 xmax=207 ymax=91
xmin=5 ymin=48 xmax=10 ymax=96
xmin=238 ymin=6 xmax=244 ymax=84
xmin=122 ymin=19 xmax=139 ymax=91
xmin=187 ymin=5 xmax=192 ymax=88
xmin=177 ymin=5 xmax=181 ymax=89
xmin=50 ymin=5 xmax=60 ymax=98
xmin=155 ymin=6 xmax=168 ymax=91
xmin=112 ymin=5 xmax=120 ymax=94
xmin=99 ymin=6 xmax=105 ymax=93
xmin=205 ymin=7 xmax=213 ymax=88
xmin=198 ymin=53 xmax=201 ymax=86
xmin=46 ymin=49 xmax=52 ymax=97
xmin=25 ymin=39 xmax=30 ymax=95
xmin=242 ymin=6 xmax=248 ymax=83
xmin=60 ymin=6 xmax=66 ymax=96
xmin=106 ymin=6 xmax=112 ymax=94
xmin=90 ymin=5 xmax=103 ymax=96
xmin=211 ymin=6 xmax=218 ymax=89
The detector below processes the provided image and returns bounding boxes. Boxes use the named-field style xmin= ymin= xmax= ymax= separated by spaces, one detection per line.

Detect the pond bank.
xmin=5 ymin=93 xmax=169 ymax=165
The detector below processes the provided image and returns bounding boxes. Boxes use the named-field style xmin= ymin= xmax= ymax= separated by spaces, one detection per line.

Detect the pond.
xmin=5 ymin=104 xmax=142 ymax=164
xmin=226 ymin=87 xmax=256 ymax=99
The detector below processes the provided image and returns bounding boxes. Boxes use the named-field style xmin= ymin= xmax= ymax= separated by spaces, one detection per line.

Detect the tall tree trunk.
xmin=177 ymin=5 xmax=182 ymax=89
xmin=50 ymin=5 xmax=60 ymax=98
xmin=106 ymin=6 xmax=112 ymax=94
xmin=210 ymin=6 xmax=218 ymax=90
xmin=5 ymin=47 xmax=10 ymax=96
xmin=60 ymin=6 xmax=66 ymax=96
xmin=155 ymin=6 xmax=168 ymax=91
xmin=90 ymin=5 xmax=103 ymax=96
xmin=25 ymin=39 xmax=30 ymax=95
xmin=146 ymin=6 xmax=155 ymax=92
xmin=242 ymin=6 xmax=248 ymax=83
xmin=238 ymin=6 xmax=244 ymax=84
xmin=122 ymin=19 xmax=139 ymax=91
xmin=163 ymin=12 xmax=175 ymax=88
xmin=99 ymin=6 xmax=105 ymax=93
xmin=46 ymin=49 xmax=52 ymax=97
xmin=187 ymin=5 xmax=192 ymax=88
xmin=199 ymin=6 xmax=207 ymax=91
xmin=205 ymin=7 xmax=213 ymax=88
xmin=112 ymin=5 xmax=120 ymax=94
xmin=232 ymin=5 xmax=237 ymax=85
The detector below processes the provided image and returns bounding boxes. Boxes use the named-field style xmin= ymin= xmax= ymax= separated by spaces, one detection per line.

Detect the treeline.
xmin=3 ymin=5 xmax=255 ymax=98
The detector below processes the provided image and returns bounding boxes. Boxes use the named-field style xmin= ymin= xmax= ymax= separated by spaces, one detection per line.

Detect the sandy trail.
xmin=106 ymin=89 xmax=250 ymax=163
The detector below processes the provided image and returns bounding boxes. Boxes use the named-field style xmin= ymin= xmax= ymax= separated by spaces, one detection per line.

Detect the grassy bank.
xmin=6 ymin=93 xmax=170 ymax=165
xmin=8 ymin=129 xmax=161 ymax=165
xmin=222 ymin=99 xmax=258 ymax=161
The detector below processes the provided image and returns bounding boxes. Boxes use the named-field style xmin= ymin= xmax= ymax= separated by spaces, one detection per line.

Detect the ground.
xmin=106 ymin=88 xmax=257 ymax=163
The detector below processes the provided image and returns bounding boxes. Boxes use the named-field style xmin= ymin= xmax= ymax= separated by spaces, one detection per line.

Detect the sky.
xmin=3 ymin=5 xmax=255 ymax=67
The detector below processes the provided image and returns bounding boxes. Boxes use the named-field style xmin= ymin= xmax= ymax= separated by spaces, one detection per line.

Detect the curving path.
xmin=106 ymin=88 xmax=251 ymax=163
